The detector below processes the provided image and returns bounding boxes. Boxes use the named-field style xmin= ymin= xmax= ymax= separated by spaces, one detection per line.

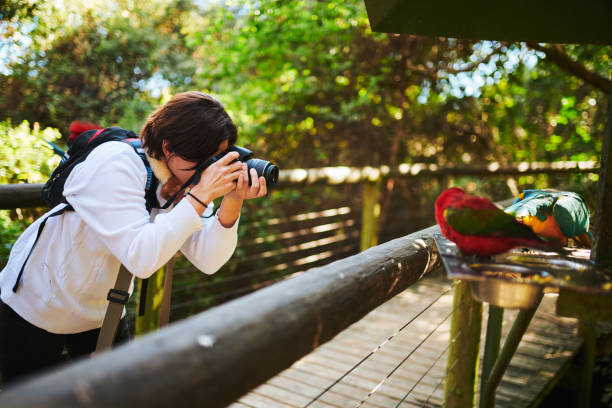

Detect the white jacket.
xmin=0 ymin=141 xmax=239 ymax=333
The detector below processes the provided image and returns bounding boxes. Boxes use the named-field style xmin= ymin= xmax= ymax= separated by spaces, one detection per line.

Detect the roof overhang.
xmin=363 ymin=0 xmax=612 ymax=44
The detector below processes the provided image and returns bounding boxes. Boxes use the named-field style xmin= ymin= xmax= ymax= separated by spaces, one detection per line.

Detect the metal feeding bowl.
xmin=468 ymin=264 xmax=545 ymax=309
xmin=433 ymin=232 xmax=608 ymax=309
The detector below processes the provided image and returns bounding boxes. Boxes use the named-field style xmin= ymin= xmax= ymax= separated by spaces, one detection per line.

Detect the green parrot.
xmin=504 ymin=189 xmax=592 ymax=247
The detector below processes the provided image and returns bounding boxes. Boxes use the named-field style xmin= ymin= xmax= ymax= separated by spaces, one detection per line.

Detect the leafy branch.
xmin=526 ymin=42 xmax=611 ymax=94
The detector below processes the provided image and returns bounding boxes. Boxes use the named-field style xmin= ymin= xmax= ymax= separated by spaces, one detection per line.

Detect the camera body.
xmin=226 ymin=146 xmax=279 ymax=186
xmin=190 ymin=145 xmax=279 ymax=187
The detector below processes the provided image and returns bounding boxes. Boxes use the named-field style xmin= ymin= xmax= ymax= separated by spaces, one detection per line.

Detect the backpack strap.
xmin=96 ymin=264 xmax=133 ymax=352
xmin=122 ymin=138 xmax=159 ymax=212
xmin=12 ymin=204 xmax=73 ymax=292
xmin=120 ymin=138 xmax=160 ymax=312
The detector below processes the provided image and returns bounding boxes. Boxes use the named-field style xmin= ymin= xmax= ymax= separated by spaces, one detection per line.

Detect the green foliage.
xmin=0 ymin=0 xmax=609 ymax=314
xmin=185 ymin=1 xmax=608 ymax=176
xmin=0 ymin=0 xmax=39 ymax=23
xmin=594 ymin=354 xmax=612 ymax=407
xmin=0 ymin=0 xmax=195 ymax=135
xmin=0 ymin=119 xmax=61 ymax=267
xmin=0 ymin=119 xmax=61 ymax=184
xmin=187 ymin=0 xmax=480 ymax=168
xmin=0 ymin=210 xmax=23 ymax=268
xmin=470 ymin=44 xmax=609 ymax=165
xmin=1 ymin=0 xmax=608 ymax=168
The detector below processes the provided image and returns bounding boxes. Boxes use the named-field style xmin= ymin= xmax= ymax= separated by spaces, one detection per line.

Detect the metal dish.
xmin=471 ymin=280 xmax=543 ymax=309
xmin=466 ymin=263 xmax=545 ymax=309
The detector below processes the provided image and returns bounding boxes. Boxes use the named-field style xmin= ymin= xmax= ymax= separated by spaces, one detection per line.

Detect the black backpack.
xmin=42 ymin=127 xmax=158 ymax=210
xmin=13 ymin=127 xmax=159 ymax=293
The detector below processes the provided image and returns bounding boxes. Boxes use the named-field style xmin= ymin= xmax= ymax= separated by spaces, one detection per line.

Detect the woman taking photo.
xmin=0 ymin=91 xmax=267 ymax=385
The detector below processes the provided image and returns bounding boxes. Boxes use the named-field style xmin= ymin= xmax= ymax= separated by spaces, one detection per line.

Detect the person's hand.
xmin=188 ymin=151 xmax=243 ymax=205
xmin=227 ymin=163 xmax=268 ymax=201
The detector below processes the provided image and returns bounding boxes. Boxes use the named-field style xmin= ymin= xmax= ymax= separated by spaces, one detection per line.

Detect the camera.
xmin=190 ymin=145 xmax=279 ymax=187
xmin=226 ymin=146 xmax=279 ymax=186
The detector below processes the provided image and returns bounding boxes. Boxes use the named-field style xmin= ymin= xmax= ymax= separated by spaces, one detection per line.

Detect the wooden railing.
xmin=0 ymin=225 xmax=440 ymax=408
xmin=0 ymin=159 xmax=599 ymax=251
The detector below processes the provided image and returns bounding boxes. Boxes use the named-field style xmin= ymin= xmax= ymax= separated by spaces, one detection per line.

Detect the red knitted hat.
xmin=69 ymin=121 xmax=101 ymax=143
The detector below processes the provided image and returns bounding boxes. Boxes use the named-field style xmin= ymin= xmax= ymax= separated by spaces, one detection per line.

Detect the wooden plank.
xmin=227 ymin=403 xmax=255 ymax=408
xmin=274 ymin=368 xmax=408 ymax=408
xmin=170 ymin=243 xmax=362 ymax=307
xmin=280 ymin=366 xmax=389 ymax=401
xmin=307 ymin=348 xmax=446 ymax=390
xmin=267 ymin=375 xmax=375 ymax=408
xmin=236 ymin=223 xmax=360 ymax=259
xmin=229 ymin=231 xmax=361 ymax=270
xmin=289 ymin=356 xmax=432 ymax=401
xmin=172 ymin=242 xmax=360 ymax=294
xmin=0 ymin=183 xmax=46 ymax=209
xmin=250 ymin=384 xmax=316 ymax=407
xmin=287 ymin=350 xmax=445 ymax=403
xmin=1 ymin=162 xmax=600 ymax=210
xmin=255 ymin=207 xmax=353 ymax=228
xmin=238 ymin=392 xmax=297 ymax=408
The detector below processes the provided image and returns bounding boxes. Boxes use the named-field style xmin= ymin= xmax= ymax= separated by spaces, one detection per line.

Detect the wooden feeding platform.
xmin=434 ymin=233 xmax=612 ymax=407
xmin=434 ymin=233 xmax=612 ymax=310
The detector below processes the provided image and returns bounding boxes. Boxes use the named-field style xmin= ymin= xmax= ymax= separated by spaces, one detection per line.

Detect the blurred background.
xmin=0 ymin=0 xmax=609 ymax=322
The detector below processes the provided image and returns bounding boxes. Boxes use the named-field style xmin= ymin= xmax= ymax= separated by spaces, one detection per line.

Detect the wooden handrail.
xmin=275 ymin=160 xmax=599 ymax=187
xmin=0 ymin=183 xmax=47 ymax=209
xmin=0 ymin=225 xmax=441 ymax=408
xmin=0 ymin=161 xmax=599 ymax=209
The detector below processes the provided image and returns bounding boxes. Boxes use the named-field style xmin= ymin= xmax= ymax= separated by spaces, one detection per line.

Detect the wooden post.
xmin=481 ymin=294 xmax=543 ymax=408
xmin=591 ymin=88 xmax=612 ymax=265
xmin=479 ymin=305 xmax=503 ymax=408
xmin=361 ymin=181 xmax=381 ymax=251
xmin=557 ymin=286 xmax=611 ymax=406
xmin=134 ymin=267 xmax=165 ymax=336
xmin=159 ymin=256 xmax=176 ymax=327
xmin=577 ymin=318 xmax=597 ymax=407
xmin=444 ymin=280 xmax=483 ymax=408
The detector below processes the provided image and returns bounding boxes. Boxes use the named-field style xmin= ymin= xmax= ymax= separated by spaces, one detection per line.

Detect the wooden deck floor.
xmin=230 ymin=276 xmax=581 ymax=408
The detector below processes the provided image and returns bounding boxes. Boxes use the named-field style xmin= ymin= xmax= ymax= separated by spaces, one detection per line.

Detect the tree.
xmin=0 ymin=0 xmax=39 ymax=24
xmin=185 ymin=0 xmax=609 ymax=236
xmin=0 ymin=0 xmax=196 ymax=136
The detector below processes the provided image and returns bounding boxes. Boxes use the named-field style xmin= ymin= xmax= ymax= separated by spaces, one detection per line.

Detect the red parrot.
xmin=435 ymin=187 xmax=549 ymax=256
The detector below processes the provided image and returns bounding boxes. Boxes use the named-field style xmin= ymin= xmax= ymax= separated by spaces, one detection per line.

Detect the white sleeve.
xmin=63 ymin=142 xmax=203 ymax=278
xmin=180 ymin=208 xmax=239 ymax=275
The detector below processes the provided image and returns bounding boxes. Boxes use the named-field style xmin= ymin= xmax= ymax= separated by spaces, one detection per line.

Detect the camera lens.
xmin=246 ymin=158 xmax=279 ymax=186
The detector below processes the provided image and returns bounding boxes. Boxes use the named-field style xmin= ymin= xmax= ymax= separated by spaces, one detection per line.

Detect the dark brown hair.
xmin=141 ymin=91 xmax=237 ymax=162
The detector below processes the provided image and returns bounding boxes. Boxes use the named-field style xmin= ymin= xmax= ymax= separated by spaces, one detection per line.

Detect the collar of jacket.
xmin=145 ymin=153 xmax=172 ymax=186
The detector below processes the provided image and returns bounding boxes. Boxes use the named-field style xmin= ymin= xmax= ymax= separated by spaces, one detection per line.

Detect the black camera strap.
xmin=156 ymin=153 xmax=219 ymax=211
